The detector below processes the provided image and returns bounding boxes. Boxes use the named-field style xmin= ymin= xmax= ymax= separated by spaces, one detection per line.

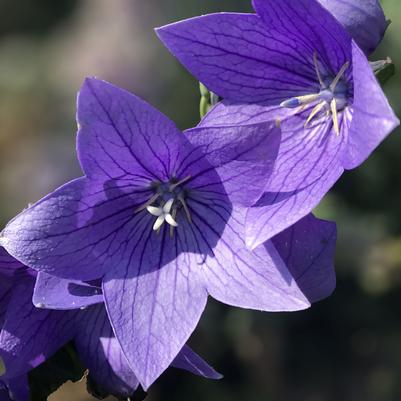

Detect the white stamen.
xmin=169 ymin=175 xmax=191 ymax=191
xmin=170 ymin=208 xmax=178 ymax=238
xmin=178 ymin=195 xmax=192 ymax=224
xmin=135 ymin=193 xmax=160 ymax=214
xmin=330 ymin=61 xmax=350 ymax=92
xmin=280 ymin=55 xmax=349 ymax=136
xmin=330 ymin=98 xmax=340 ymax=136
xmin=305 ymin=101 xmax=326 ymax=128
xmin=313 ymin=52 xmax=325 ymax=87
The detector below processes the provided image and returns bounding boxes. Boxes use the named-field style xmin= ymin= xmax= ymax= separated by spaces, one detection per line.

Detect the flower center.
xmin=135 ymin=176 xmax=192 ymax=236
xmin=280 ymin=53 xmax=350 ymax=136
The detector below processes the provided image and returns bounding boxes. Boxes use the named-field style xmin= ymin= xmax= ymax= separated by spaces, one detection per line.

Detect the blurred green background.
xmin=0 ymin=1 xmax=400 ymax=400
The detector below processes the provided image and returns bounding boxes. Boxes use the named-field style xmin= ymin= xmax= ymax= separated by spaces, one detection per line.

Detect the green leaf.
xmin=28 ymin=342 xmax=86 ymax=401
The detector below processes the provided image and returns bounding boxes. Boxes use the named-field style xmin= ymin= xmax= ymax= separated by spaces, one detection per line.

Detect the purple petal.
xmin=197 ymin=102 xmax=346 ymax=247
xmin=1 ymin=79 xmax=225 ymax=282
xmin=318 ymin=0 xmax=388 ymax=54
xmin=33 ymin=272 xmax=103 ymax=310
xmin=0 ymin=177 xmax=151 ymax=281
xmin=186 ymin=121 xmax=281 ymax=206
xmin=0 ymin=247 xmax=25 ymax=278
xmin=201 ymin=207 xmax=310 ymax=311
xmin=2 ymin=375 xmax=29 ymax=401
xmin=0 ymin=276 xmax=76 ymax=379
xmin=342 ymin=41 xmax=400 ymax=169
xmin=0 ymin=281 xmax=13 ymax=328
xmin=273 ymin=214 xmax=337 ymax=303
xmin=171 ymin=345 xmax=222 ymax=380
xmin=75 ymin=305 xmax=139 ymax=398
xmin=157 ymin=0 xmax=351 ymax=104
xmin=7 ymin=376 xmax=29 ymax=401
xmin=252 ymin=0 xmax=352 ymax=74
xmin=0 ymin=388 xmax=12 ymax=401
xmin=102 ymin=226 xmax=208 ymax=390
xmin=77 ymin=78 xmax=195 ymax=183
xmin=157 ymin=13 xmax=317 ymax=104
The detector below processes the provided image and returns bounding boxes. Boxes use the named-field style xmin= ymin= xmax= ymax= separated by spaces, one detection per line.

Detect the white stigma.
xmin=0 ymin=355 xmax=6 ymax=376
xmin=147 ymin=198 xmax=178 ymax=231
xmin=135 ymin=176 xmax=192 ymax=237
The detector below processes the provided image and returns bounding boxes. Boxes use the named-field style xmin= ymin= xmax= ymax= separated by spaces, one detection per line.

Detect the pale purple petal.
xmin=157 ymin=0 xmax=351 ymax=104
xmin=197 ymin=102 xmax=346 ymax=247
xmin=75 ymin=305 xmax=139 ymax=398
xmin=1 ymin=79 xmax=227 ymax=281
xmin=102 ymin=225 xmax=208 ymax=390
xmin=318 ymin=0 xmax=388 ymax=54
xmin=342 ymin=42 xmax=400 ymax=169
xmin=186 ymin=121 xmax=281 ymax=206
xmin=157 ymin=13 xmax=318 ymax=104
xmin=171 ymin=345 xmax=222 ymax=380
xmin=0 ymin=276 xmax=76 ymax=379
xmin=33 ymin=272 xmax=103 ymax=310
xmin=200 ymin=207 xmax=310 ymax=311
xmin=0 ymin=177 xmax=151 ymax=281
xmin=78 ymin=78 xmax=191 ymax=183
xmin=252 ymin=0 xmax=352 ymax=75
xmin=77 ymin=78 xmax=228 ymax=193
xmin=273 ymin=214 xmax=337 ymax=303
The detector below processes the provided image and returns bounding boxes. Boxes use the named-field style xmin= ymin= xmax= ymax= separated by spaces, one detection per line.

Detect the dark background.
xmin=0 ymin=1 xmax=400 ymax=400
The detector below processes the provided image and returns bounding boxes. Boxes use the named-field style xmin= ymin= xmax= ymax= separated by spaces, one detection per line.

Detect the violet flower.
xmin=157 ymin=0 xmax=399 ymax=249
xmin=1 ymin=78 xmax=336 ymax=387
xmin=318 ymin=0 xmax=388 ymax=54
xmin=0 ymin=248 xmax=76 ymax=401
xmin=0 ymin=248 xmax=220 ymax=400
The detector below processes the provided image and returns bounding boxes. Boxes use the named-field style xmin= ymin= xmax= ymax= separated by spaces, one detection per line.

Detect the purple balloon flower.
xmin=157 ymin=0 xmax=399 ymax=249
xmin=0 ymin=249 xmax=76 ymax=401
xmin=1 ymin=78 xmax=336 ymax=388
xmin=317 ymin=0 xmax=388 ymax=54
xmin=0 ymin=248 xmax=220 ymax=400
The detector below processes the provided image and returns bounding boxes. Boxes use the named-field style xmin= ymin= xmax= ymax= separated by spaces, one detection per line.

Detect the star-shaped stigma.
xmin=135 ymin=175 xmax=193 ymax=236
xmin=146 ymin=198 xmax=178 ymax=231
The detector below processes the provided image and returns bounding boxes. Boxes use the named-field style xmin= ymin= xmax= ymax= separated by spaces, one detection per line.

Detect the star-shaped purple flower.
xmin=0 ymin=248 xmax=220 ymax=400
xmin=1 ymin=78 xmax=336 ymax=388
xmin=157 ymin=0 xmax=399 ymax=249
